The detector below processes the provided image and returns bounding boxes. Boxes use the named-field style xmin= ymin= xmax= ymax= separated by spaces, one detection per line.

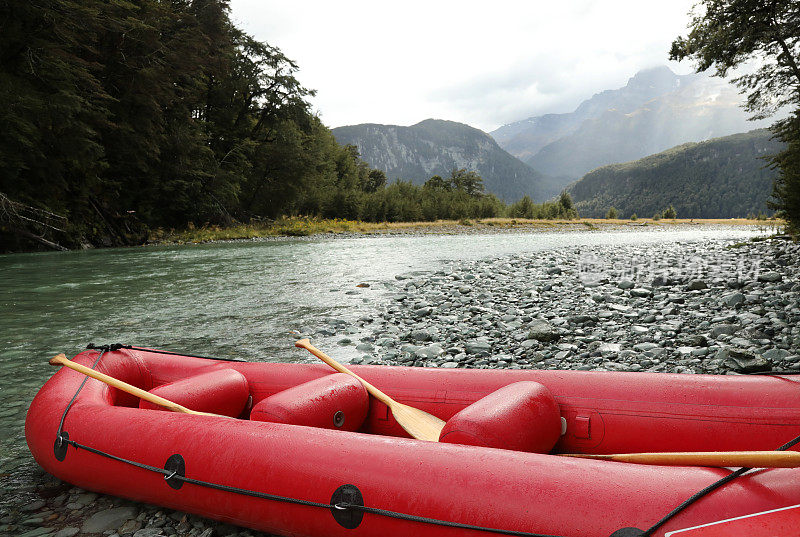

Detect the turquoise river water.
xmin=0 ymin=225 xmax=768 ymax=504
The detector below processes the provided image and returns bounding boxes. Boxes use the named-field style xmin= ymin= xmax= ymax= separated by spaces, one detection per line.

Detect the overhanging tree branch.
xmin=0 ymin=192 xmax=68 ymax=250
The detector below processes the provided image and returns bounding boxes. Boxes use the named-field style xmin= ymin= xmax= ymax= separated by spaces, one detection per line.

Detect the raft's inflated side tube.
xmin=439 ymin=381 xmax=561 ymax=453
xmin=139 ymin=369 xmax=250 ymax=418
xmin=25 ymin=349 xmax=800 ymax=537
xmin=250 ymin=373 xmax=368 ymax=432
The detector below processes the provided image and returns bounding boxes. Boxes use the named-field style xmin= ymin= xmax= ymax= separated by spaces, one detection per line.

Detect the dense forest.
xmin=569 ymin=129 xmax=784 ymax=219
xmin=0 ymin=0 xmax=370 ymax=250
xmin=0 ymin=0 xmax=579 ymax=252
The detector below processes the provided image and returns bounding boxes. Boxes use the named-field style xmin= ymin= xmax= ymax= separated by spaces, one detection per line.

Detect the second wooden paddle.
xmin=49 ymin=353 xmax=227 ymax=418
xmin=561 ymin=450 xmax=800 ymax=468
xmin=295 ymin=339 xmax=445 ymax=442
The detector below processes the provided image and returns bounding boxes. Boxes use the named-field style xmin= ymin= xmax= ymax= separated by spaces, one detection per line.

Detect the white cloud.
xmin=230 ymin=0 xmax=698 ymax=131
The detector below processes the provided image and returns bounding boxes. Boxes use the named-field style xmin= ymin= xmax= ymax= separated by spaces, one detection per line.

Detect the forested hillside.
xmin=569 ymin=129 xmax=783 ymax=218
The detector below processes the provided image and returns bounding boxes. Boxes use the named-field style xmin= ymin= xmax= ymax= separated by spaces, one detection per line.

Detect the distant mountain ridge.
xmin=492 ymin=66 xmax=696 ymax=160
xmin=567 ymin=129 xmax=782 ymax=219
xmin=332 ymin=119 xmax=549 ymax=201
xmin=331 ymin=66 xmax=781 ymax=208
xmin=492 ymin=66 xmax=775 ymax=188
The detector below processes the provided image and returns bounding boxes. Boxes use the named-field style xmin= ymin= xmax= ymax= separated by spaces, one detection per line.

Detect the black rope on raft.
xmin=335 ymin=502 xmax=562 ymax=537
xmin=86 ymin=343 xmax=128 ymax=352
xmin=56 ymin=346 xmax=107 ymax=446
xmin=641 ymin=432 xmax=800 ymax=536
xmin=87 ymin=343 xmax=246 ymax=363
xmin=57 ymin=435 xmax=563 ymax=537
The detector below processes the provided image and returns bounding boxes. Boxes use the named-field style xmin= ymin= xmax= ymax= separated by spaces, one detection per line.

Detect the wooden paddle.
xmin=560 ymin=451 xmax=800 ymax=468
xmin=49 ymin=354 xmax=227 ymax=418
xmin=294 ymin=339 xmax=445 ymax=442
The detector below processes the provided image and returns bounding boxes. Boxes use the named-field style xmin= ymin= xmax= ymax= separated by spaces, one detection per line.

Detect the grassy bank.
xmin=148 ymin=216 xmax=785 ymax=245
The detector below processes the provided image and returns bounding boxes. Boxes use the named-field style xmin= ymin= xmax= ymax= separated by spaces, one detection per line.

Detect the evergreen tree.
xmin=448 ymin=169 xmax=485 ymax=196
xmin=362 ymin=170 xmax=387 ymax=193
xmin=424 ymin=175 xmax=450 ymax=191
xmin=0 ymin=0 xmax=113 ymax=247
xmin=510 ymin=196 xmax=535 ymax=219
xmin=671 ymin=0 xmax=800 ymax=232
xmin=770 ymin=114 xmax=800 ymax=228
xmin=559 ymin=191 xmax=574 ymax=211
xmin=557 ymin=191 xmax=578 ymax=219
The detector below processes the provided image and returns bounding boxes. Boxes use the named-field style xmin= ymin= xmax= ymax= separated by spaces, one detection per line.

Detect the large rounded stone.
xmin=81 ymin=507 xmax=138 ymax=534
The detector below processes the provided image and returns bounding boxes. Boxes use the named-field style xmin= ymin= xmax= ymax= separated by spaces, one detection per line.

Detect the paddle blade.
xmin=295 ymin=339 xmax=445 ymax=442
xmin=391 ymin=403 xmax=445 ymax=442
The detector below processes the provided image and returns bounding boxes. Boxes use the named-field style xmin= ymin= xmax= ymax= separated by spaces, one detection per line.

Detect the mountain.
xmin=332 ymin=119 xmax=550 ymax=201
xmin=492 ymin=66 xmax=776 ymax=189
xmin=567 ymin=129 xmax=783 ymax=219
xmin=492 ymin=66 xmax=695 ymax=160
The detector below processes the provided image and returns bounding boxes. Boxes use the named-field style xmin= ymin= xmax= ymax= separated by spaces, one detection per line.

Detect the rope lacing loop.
xmin=86 ymin=343 xmax=130 ymax=352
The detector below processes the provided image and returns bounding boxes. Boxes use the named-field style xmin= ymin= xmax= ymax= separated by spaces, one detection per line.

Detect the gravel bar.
xmin=338 ymin=236 xmax=799 ymax=376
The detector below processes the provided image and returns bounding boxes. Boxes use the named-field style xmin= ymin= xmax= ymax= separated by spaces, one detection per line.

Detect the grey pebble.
xmin=133 ymin=529 xmax=164 ymax=537
xmin=21 ymin=500 xmax=46 ymax=512
xmin=687 ymin=280 xmax=708 ymax=291
xmin=17 ymin=528 xmax=54 ymax=537
xmin=81 ymin=507 xmax=138 ymax=534
xmin=758 ymin=271 xmax=782 ymax=283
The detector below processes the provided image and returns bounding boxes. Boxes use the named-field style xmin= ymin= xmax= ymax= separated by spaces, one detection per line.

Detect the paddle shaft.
xmin=49 ymin=354 xmax=225 ymax=418
xmin=561 ymin=450 xmax=800 ymax=468
xmin=294 ymin=340 xmax=394 ymax=407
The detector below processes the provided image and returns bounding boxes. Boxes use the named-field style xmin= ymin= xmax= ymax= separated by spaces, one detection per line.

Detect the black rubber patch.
xmin=330 ymin=484 xmax=364 ymax=529
xmin=164 ymin=454 xmax=185 ymax=490
xmin=54 ymin=432 xmax=69 ymax=461
xmin=609 ymin=529 xmax=645 ymax=537
xmin=333 ymin=410 xmax=345 ymax=428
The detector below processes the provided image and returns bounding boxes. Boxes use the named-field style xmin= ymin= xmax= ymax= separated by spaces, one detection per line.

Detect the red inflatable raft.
xmin=25 ymin=346 xmax=800 ymax=537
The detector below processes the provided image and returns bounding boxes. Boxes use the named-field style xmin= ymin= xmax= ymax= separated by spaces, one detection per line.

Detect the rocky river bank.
xmin=342 ymin=235 xmax=800 ymax=375
xmin=3 ymin=233 xmax=798 ymax=537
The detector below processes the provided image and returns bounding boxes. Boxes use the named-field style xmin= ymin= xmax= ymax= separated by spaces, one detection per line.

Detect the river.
xmin=0 ymin=224 xmax=769 ymax=507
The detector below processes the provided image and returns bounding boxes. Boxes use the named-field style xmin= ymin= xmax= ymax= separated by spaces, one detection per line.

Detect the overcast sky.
xmin=229 ymin=0 xmax=698 ymax=132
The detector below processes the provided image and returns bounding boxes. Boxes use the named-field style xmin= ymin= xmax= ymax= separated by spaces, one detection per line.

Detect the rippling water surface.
xmin=0 ymin=225 xmax=768 ymax=501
